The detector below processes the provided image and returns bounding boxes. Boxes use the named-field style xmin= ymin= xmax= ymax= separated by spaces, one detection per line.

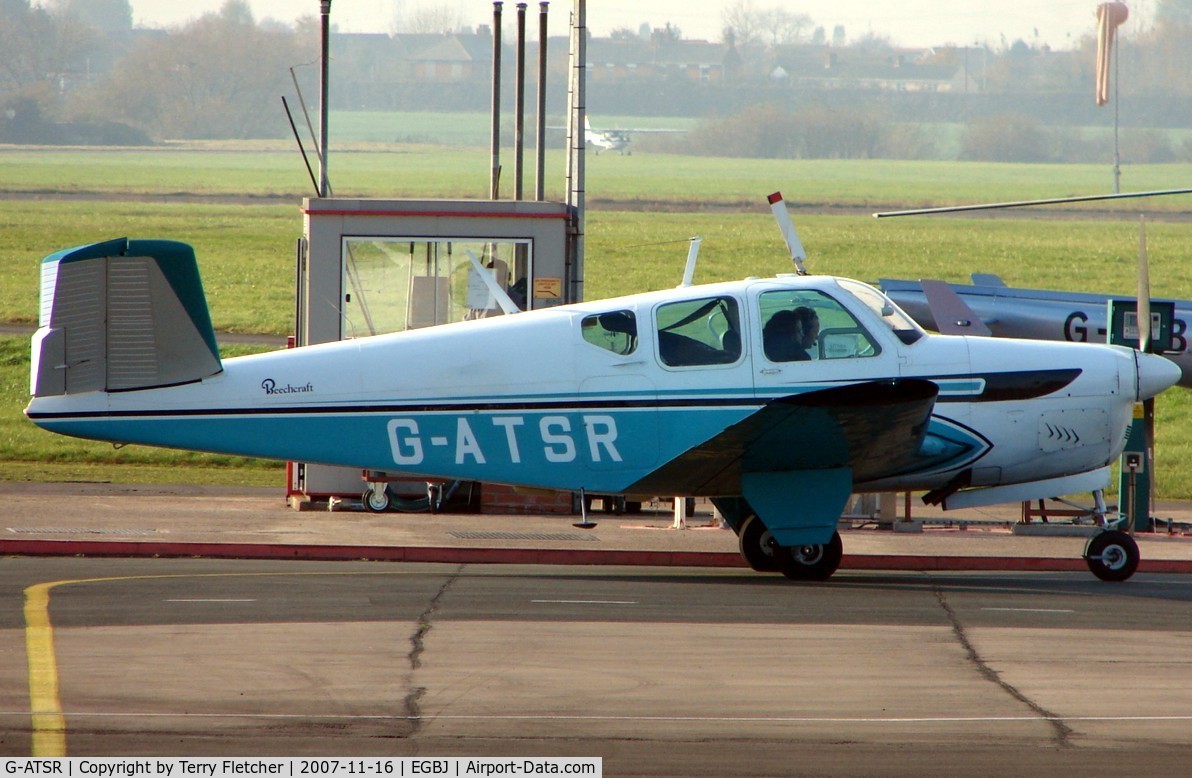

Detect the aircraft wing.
xmin=625 ymin=378 xmax=938 ymax=497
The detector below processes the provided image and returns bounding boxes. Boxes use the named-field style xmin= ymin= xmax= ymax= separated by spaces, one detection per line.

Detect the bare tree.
xmin=392 ymin=3 xmax=468 ymax=34
xmin=722 ymin=1 xmax=812 ymax=47
xmin=650 ymin=23 xmax=684 ymax=45
xmin=44 ymin=0 xmax=132 ymax=33
xmin=758 ymin=8 xmax=813 ymax=46
xmin=721 ymin=0 xmax=765 ymax=47
xmin=85 ymin=2 xmax=310 ymax=139
xmin=0 ymin=2 xmax=56 ymax=97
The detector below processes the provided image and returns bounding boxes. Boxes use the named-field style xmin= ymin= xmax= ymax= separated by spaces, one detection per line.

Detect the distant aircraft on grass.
xmin=581 ymin=117 xmax=685 ymax=155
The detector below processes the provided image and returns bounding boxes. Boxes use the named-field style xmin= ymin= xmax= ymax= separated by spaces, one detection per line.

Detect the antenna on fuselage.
xmin=679 ymin=237 xmax=702 ymax=287
xmin=768 ymin=191 xmax=808 ymax=275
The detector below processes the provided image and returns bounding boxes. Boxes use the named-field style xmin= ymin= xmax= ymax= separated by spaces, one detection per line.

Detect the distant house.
xmin=585 ymin=38 xmax=730 ymax=84
xmin=766 ymin=45 xmax=969 ymax=93
xmin=334 ymin=28 xmax=587 ymax=82
xmin=333 ymin=31 xmax=493 ymax=84
xmin=327 ymin=32 xmax=980 ymax=111
xmin=401 ymin=32 xmax=496 ymax=82
xmin=332 ymin=32 xmax=402 ymax=82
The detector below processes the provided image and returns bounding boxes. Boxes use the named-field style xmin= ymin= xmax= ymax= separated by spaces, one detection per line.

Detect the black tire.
xmin=780 ymin=531 xmax=844 ymax=581
xmin=362 ymin=486 xmax=392 ymax=513
xmin=738 ymin=515 xmax=782 ymax=572
xmin=1084 ymin=530 xmax=1140 ymax=582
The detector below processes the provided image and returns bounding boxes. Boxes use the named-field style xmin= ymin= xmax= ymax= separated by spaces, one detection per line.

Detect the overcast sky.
xmin=124 ymin=1 xmax=1150 ymax=49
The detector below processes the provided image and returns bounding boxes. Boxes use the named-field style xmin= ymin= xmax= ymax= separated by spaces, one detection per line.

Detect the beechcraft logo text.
xmin=261 ymin=378 xmax=314 ymax=395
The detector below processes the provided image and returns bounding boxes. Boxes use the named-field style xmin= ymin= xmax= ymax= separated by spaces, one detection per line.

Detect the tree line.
xmin=1 ymin=0 xmax=313 ymax=143
xmin=2 ymin=0 xmax=1192 ymax=164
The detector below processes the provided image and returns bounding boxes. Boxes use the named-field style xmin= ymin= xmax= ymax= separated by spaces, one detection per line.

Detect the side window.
xmin=656 ymin=296 xmax=742 ymax=367
xmin=759 ymin=289 xmax=879 ymax=362
xmin=581 ymin=310 xmax=637 ymax=355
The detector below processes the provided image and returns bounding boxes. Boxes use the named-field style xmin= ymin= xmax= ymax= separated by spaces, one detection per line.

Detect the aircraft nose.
xmin=1135 ymin=352 xmax=1183 ymax=401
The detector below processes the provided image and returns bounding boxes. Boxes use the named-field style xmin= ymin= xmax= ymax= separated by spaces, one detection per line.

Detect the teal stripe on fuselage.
xmin=34 ymin=378 xmax=997 ymax=493
xmin=38 ymin=404 xmax=756 ymax=493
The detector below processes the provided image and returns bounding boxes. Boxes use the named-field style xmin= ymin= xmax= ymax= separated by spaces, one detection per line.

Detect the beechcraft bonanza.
xmin=25 ymin=200 xmax=1182 ymax=582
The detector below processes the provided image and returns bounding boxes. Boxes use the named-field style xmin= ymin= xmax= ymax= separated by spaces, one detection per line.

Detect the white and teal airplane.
xmin=24 ymin=236 xmax=1181 ymax=582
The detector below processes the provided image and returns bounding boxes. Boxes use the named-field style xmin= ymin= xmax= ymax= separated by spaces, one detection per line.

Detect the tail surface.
xmin=31 ymin=238 xmax=222 ymax=397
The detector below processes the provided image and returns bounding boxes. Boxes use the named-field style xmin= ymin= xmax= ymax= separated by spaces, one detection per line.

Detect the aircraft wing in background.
xmin=880 ymin=275 xmax=1192 ymax=388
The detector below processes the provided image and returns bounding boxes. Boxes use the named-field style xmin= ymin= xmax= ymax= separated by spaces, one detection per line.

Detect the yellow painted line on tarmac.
xmin=23 ymin=581 xmax=65 ymax=757
xmin=22 ymin=568 xmax=441 ymax=756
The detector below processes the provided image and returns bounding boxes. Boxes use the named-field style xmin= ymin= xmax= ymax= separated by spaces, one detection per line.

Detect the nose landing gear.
xmin=1084 ymin=530 xmax=1141 ymax=582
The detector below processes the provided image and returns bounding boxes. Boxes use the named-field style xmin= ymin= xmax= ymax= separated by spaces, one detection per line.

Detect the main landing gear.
xmin=737 ymin=515 xmax=844 ymax=581
xmin=1084 ymin=530 xmax=1141 ymax=582
xmin=739 ymin=516 xmax=1144 ymax=583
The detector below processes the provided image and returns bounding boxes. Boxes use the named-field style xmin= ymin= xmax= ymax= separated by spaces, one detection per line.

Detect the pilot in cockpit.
xmin=763 ymin=306 xmax=819 ymax=362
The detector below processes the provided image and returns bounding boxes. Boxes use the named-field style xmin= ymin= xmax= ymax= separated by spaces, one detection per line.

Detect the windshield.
xmin=837 ymin=279 xmax=925 ymax=345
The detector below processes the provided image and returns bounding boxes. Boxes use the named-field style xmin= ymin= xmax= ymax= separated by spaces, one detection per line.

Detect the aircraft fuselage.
xmin=28 ymin=274 xmax=1175 ymax=507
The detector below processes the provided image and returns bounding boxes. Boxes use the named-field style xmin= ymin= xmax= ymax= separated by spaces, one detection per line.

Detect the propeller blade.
xmin=465 ymin=249 xmax=521 ymax=315
xmin=768 ymin=192 xmax=808 ymax=275
xmin=1138 ymin=215 xmax=1150 ymax=353
xmin=872 ymin=187 xmax=1192 ymax=218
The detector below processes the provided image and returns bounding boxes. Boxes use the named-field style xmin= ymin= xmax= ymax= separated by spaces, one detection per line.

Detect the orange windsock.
xmin=1096 ymin=2 xmax=1130 ymax=106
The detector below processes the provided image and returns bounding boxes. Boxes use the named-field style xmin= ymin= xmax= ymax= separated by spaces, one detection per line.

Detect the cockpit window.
xmin=581 ymin=310 xmax=637 ymax=355
xmin=656 ymin=296 xmax=742 ymax=367
xmin=759 ymin=289 xmax=880 ymax=361
xmin=836 ymin=279 xmax=925 ymax=345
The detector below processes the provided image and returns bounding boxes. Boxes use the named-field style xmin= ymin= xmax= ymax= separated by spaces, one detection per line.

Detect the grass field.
xmin=325 ymin=111 xmax=1192 ymax=162
xmin=5 ymin=202 xmax=1191 ymax=331
xmin=328 ymin=111 xmax=701 ymax=146
xmin=2 ymin=138 xmax=1191 ymax=495
xmin=0 ymin=336 xmax=284 ymax=485
xmin=3 ymin=141 xmax=1191 ymax=210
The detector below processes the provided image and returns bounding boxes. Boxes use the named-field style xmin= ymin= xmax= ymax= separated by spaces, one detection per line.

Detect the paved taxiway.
xmin=3 ymin=483 xmax=1192 ymax=773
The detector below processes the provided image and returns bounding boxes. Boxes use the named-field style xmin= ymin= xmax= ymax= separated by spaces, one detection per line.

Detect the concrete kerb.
xmin=3 ymin=538 xmax=1192 ymax=574
xmin=2 ymin=481 xmax=1192 ymax=574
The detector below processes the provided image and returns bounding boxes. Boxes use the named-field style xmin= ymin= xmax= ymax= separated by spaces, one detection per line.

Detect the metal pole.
xmin=318 ymin=0 xmax=332 ymax=198
xmin=1112 ymin=29 xmax=1121 ymax=194
xmin=514 ymin=3 xmax=527 ymax=201
xmin=490 ymin=2 xmax=503 ymax=200
xmin=535 ymin=2 xmax=549 ymax=201
xmin=565 ymin=0 xmax=586 ymax=304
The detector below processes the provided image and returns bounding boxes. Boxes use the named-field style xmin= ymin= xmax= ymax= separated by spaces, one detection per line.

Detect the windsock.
xmin=1095 ymin=2 xmax=1130 ymax=106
